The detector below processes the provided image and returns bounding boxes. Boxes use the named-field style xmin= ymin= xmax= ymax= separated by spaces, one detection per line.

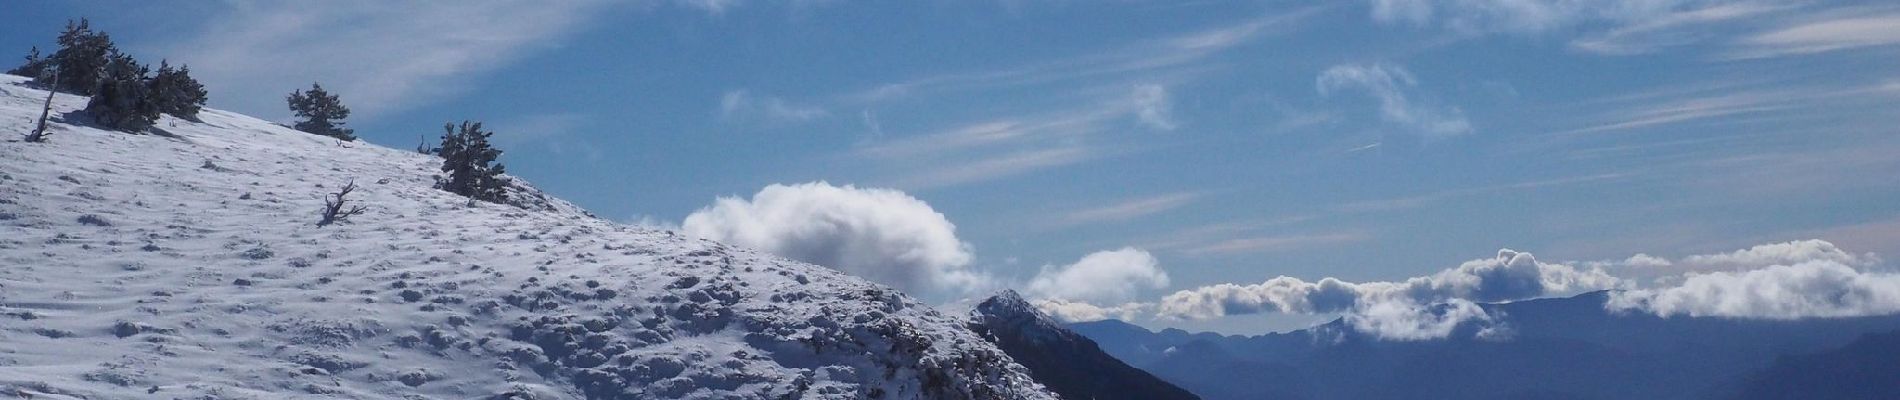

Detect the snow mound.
xmin=0 ymin=75 xmax=1054 ymax=399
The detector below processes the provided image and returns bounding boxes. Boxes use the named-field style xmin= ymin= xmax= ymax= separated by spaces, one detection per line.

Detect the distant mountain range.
xmin=1727 ymin=330 xmax=1900 ymax=400
xmin=1070 ymin=291 xmax=1900 ymax=400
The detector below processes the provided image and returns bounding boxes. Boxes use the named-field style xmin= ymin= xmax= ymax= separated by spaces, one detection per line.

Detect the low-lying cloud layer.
xmin=682 ymin=182 xmax=990 ymax=297
xmin=1678 ymin=239 xmax=1878 ymax=270
xmin=1604 ymin=240 xmax=1900 ymax=319
xmin=1033 ymin=299 xmax=1153 ymax=324
xmin=1138 ymin=239 xmax=1895 ymax=340
xmin=1155 ymin=249 xmax=1622 ymax=319
xmin=679 ymin=183 xmax=1896 ymax=340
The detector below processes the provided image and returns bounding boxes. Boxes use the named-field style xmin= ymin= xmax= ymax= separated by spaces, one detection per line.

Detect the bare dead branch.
xmin=25 ymin=67 xmax=59 ymax=143
xmin=317 ymin=180 xmax=368 ymax=227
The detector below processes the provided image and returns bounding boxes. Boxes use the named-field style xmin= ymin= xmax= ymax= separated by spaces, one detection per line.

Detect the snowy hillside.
xmin=0 ymin=75 xmax=1055 ymax=399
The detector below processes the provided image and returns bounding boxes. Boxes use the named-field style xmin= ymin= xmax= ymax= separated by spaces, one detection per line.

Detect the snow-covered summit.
xmin=970 ymin=290 xmax=1067 ymax=343
xmin=0 ymin=75 xmax=1055 ymax=399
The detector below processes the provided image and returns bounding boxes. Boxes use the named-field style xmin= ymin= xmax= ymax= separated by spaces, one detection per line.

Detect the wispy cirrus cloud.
xmin=1569 ymin=2 xmax=1789 ymax=55
xmin=1131 ymin=84 xmax=1178 ymax=131
xmin=1317 ymin=63 xmax=1471 ymax=138
xmin=1369 ymin=0 xmax=1725 ymax=35
xmin=487 ymin=113 xmax=603 ymax=161
xmin=837 ymin=9 xmax=1323 ymax=190
xmin=719 ymin=89 xmax=829 ymax=124
xmin=1059 ymin=192 xmax=1202 ymax=227
xmin=850 ymin=8 xmax=1322 ymax=103
xmin=860 ymin=82 xmax=1183 ymax=189
xmin=1181 ymin=232 xmax=1371 ymax=256
xmin=1548 ymin=80 xmax=1900 ymax=138
xmin=1732 ymin=11 xmax=1900 ymax=58
xmin=159 ymin=1 xmax=611 ymax=121
xmin=892 ymin=146 xmax=1098 ymax=190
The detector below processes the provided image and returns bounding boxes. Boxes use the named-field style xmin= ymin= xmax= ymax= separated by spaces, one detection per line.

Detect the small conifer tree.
xmin=437 ymin=121 xmax=508 ymax=203
xmin=147 ymin=60 xmax=208 ymax=120
xmin=7 ymin=46 xmax=51 ymax=79
xmin=286 ymin=82 xmax=355 ymax=141
xmin=48 ymin=18 xmax=115 ymax=95
xmin=84 ymin=53 xmax=159 ymax=132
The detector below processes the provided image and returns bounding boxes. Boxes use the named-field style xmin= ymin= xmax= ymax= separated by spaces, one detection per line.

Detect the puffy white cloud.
xmin=1317 ymin=63 xmax=1472 ymax=137
xmin=1033 ymin=299 xmax=1153 ymax=323
xmin=1158 ymin=249 xmax=1623 ymax=320
xmin=1606 ymin=260 xmax=1900 ymax=319
xmin=1025 ymin=247 xmax=1170 ymax=304
xmin=682 ymin=182 xmax=990 ymax=296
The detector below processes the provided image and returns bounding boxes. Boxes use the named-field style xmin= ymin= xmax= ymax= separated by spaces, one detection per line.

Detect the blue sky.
xmin=8 ymin=0 xmax=1900 ymax=333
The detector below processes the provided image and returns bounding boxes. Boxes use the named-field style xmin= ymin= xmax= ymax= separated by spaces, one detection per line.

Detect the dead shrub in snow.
xmin=317 ymin=180 xmax=368 ymax=227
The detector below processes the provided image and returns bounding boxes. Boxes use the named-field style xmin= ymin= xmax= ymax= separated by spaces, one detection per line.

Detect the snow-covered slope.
xmin=0 ymin=75 xmax=1055 ymax=400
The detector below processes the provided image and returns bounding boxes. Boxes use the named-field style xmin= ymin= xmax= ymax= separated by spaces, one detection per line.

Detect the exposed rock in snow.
xmin=0 ymin=75 xmax=1055 ymax=399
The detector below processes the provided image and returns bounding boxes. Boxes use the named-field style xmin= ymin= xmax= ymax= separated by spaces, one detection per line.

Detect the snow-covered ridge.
xmin=0 ymin=75 xmax=1055 ymax=399
xmin=971 ymin=290 xmax=1072 ymax=344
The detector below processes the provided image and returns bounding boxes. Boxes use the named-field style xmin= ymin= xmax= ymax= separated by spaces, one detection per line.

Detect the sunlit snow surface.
xmin=0 ymin=75 xmax=1054 ymax=400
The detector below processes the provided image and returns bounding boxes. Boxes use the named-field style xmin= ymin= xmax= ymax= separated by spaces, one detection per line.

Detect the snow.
xmin=0 ymin=74 xmax=1055 ymax=399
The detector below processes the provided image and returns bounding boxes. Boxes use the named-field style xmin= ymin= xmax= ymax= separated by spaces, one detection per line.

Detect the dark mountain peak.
xmin=972 ymin=290 xmax=1068 ymax=341
xmin=975 ymin=289 xmax=1037 ymax=317
xmin=970 ymin=291 xmax=1201 ymax=400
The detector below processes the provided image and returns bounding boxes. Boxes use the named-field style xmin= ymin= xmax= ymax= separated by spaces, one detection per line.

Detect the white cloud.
xmin=1154 ymin=248 xmax=1621 ymax=340
xmin=1345 ymin=298 xmax=1492 ymax=341
xmin=1181 ymin=233 xmax=1369 ymax=256
xmin=1131 ymin=84 xmax=1178 ymax=131
xmin=1680 ymin=239 xmax=1878 ymax=271
xmin=1583 ymin=253 xmax=1674 ymax=271
xmin=681 ymin=182 xmax=990 ymax=296
xmin=1125 ymin=240 xmax=1891 ymax=339
xmin=720 ymin=90 xmax=829 ymax=124
xmin=1158 ymin=248 xmax=1622 ymax=318
xmin=161 ymin=1 xmax=607 ymax=120
xmin=892 ymin=146 xmax=1096 ymax=190
xmin=1569 ymin=3 xmax=1786 ymax=55
xmin=679 ymin=0 xmax=741 ymax=15
xmin=1025 ymin=247 xmax=1171 ymax=304
xmin=1369 ymin=0 xmax=1721 ymax=35
xmin=1317 ymin=63 xmax=1472 ymax=138
xmin=1607 ymin=260 xmax=1900 ymax=319
xmin=1059 ymin=192 xmax=1200 ymax=226
xmin=628 ymin=214 xmax=682 ymax=231
xmin=1735 ymin=13 xmax=1900 ymax=57
xmin=1033 ymin=299 xmax=1153 ymax=323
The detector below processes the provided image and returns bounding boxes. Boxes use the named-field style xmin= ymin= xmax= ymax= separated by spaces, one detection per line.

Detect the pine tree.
xmin=437 ymin=121 xmax=508 ymax=203
xmin=84 ymin=53 xmax=159 ymax=132
xmin=7 ymin=46 xmax=51 ymax=79
xmin=147 ymin=60 xmax=208 ymax=120
xmin=286 ymin=82 xmax=355 ymax=141
xmin=48 ymin=18 xmax=115 ymax=95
